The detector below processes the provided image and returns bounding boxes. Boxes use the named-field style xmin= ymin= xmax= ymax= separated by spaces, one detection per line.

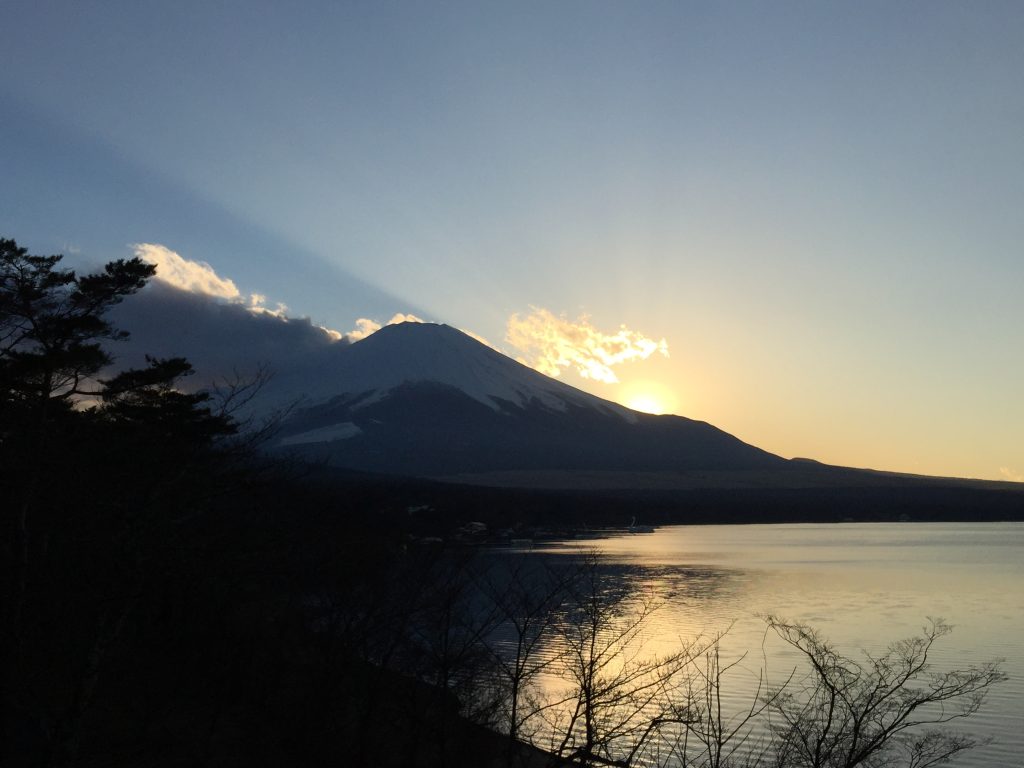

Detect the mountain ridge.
xmin=265 ymin=323 xmax=1023 ymax=496
xmin=272 ymin=321 xmax=787 ymax=478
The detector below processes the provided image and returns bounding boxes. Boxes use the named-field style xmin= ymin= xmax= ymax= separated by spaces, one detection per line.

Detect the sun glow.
xmin=619 ymin=380 xmax=679 ymax=415
xmin=626 ymin=394 xmax=666 ymax=414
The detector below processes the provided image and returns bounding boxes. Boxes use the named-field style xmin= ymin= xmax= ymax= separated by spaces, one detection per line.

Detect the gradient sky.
xmin=2 ymin=1 xmax=1022 ymax=481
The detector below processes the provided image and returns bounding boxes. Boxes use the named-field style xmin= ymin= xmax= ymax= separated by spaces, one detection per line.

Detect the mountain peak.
xmin=356 ymin=321 xmax=476 ymax=349
xmin=365 ymin=320 xmax=455 ymax=336
xmin=271 ymin=320 xmax=632 ymax=419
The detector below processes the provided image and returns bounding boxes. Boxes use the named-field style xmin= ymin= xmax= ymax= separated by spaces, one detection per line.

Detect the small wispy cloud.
xmin=999 ymin=467 xmax=1024 ymax=482
xmin=343 ymin=313 xmax=425 ymax=342
xmin=247 ymin=293 xmax=289 ymax=319
xmin=506 ymin=307 xmax=668 ymax=383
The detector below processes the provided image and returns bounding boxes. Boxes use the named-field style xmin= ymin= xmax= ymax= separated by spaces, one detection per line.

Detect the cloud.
xmin=345 ymin=318 xmax=382 ymax=342
xmin=247 ymin=293 xmax=289 ymax=319
xmin=132 ymin=244 xmax=436 ymax=349
xmin=132 ymin=242 xmax=346 ymax=340
xmin=999 ymin=467 xmax=1024 ymax=482
xmin=111 ymin=278 xmax=344 ymax=379
xmin=344 ymin=313 xmax=425 ymax=342
xmin=133 ymin=243 xmax=241 ymax=300
xmin=506 ymin=307 xmax=669 ymax=383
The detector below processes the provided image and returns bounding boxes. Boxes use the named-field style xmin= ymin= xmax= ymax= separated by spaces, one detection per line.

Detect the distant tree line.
xmin=0 ymin=238 xmax=1007 ymax=768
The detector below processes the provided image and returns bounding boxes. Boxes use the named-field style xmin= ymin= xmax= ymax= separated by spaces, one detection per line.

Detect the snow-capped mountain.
xmin=272 ymin=322 xmax=786 ymax=478
xmin=282 ymin=321 xmax=636 ymax=419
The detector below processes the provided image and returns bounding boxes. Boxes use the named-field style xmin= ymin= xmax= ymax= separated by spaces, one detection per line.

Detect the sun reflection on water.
xmin=507 ymin=522 xmax=1024 ymax=767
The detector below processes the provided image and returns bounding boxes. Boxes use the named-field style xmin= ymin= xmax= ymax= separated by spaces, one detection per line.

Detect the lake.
xmin=513 ymin=522 xmax=1023 ymax=767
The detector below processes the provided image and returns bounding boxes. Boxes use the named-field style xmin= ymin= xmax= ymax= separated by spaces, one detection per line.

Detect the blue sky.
xmin=2 ymin=1 xmax=1022 ymax=480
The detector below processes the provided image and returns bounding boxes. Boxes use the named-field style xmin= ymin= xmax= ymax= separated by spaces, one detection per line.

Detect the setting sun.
xmin=624 ymin=394 xmax=663 ymax=414
xmin=619 ymin=381 xmax=679 ymax=415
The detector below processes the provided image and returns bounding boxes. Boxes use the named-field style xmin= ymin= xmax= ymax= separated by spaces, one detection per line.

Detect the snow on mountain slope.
xmin=278 ymin=422 xmax=362 ymax=446
xmin=287 ymin=322 xmax=637 ymax=420
xmin=271 ymin=321 xmax=787 ymax=476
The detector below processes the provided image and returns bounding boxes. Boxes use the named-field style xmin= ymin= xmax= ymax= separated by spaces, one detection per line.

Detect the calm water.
xmin=518 ymin=522 xmax=1024 ymax=767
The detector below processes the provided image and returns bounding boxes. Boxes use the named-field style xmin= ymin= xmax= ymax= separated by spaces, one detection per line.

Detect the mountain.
xmin=271 ymin=322 xmax=787 ymax=478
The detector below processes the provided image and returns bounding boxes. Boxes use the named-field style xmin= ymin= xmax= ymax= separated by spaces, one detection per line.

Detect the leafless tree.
xmin=664 ymin=628 xmax=789 ymax=768
xmin=763 ymin=616 xmax=1007 ymax=768
xmin=479 ymin=556 xmax=576 ymax=765
xmin=540 ymin=555 xmax=701 ymax=768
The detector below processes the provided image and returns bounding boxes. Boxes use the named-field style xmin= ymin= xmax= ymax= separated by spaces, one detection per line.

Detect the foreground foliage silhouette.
xmin=1 ymin=239 xmax=239 ymax=765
